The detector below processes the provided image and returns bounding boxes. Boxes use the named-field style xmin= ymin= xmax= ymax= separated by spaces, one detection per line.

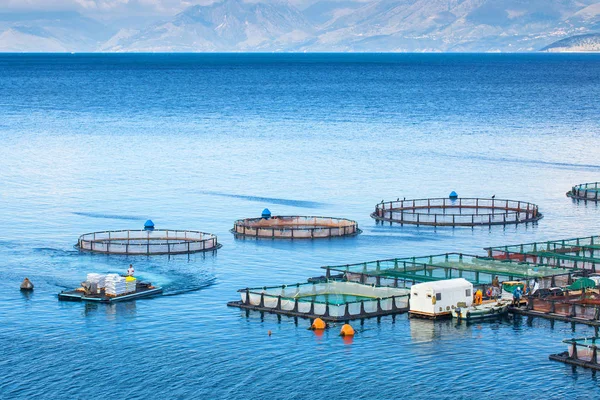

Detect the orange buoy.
xmin=310 ymin=317 xmax=326 ymax=330
xmin=340 ymin=323 xmax=355 ymax=337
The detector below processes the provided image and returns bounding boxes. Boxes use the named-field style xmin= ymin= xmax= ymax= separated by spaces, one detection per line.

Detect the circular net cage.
xmin=77 ymin=229 xmax=221 ymax=255
xmin=371 ymin=198 xmax=542 ymax=227
xmin=232 ymin=216 xmax=360 ymax=239
xmin=567 ymin=182 xmax=600 ymax=201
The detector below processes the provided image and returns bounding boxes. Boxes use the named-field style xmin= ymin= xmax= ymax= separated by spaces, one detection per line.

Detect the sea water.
xmin=1 ymin=53 xmax=600 ymax=398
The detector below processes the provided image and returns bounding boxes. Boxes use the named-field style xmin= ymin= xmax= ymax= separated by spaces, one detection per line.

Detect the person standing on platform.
xmin=127 ymin=264 xmax=135 ymax=277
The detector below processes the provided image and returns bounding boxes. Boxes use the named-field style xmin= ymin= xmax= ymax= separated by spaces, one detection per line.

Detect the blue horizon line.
xmin=0 ymin=51 xmax=598 ymax=55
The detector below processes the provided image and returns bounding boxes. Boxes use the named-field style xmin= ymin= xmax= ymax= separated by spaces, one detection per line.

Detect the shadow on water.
xmin=436 ymin=152 xmax=600 ymax=171
xmin=197 ymin=190 xmax=329 ymax=208
xmin=72 ymin=212 xmax=143 ymax=221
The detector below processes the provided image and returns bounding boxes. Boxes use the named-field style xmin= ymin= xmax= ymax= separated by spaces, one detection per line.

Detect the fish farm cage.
xmin=323 ymin=253 xmax=577 ymax=289
xmin=550 ymin=337 xmax=600 ymax=371
xmin=567 ymin=182 xmax=600 ymax=201
xmin=524 ymin=292 xmax=600 ymax=325
xmin=371 ymin=198 xmax=542 ymax=227
xmin=486 ymin=235 xmax=600 ymax=272
xmin=227 ymin=280 xmax=410 ymax=322
xmin=77 ymin=229 xmax=221 ymax=255
xmin=232 ymin=215 xmax=360 ymax=239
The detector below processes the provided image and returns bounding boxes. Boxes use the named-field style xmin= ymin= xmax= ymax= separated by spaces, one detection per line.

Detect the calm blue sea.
xmin=1 ymin=53 xmax=600 ymax=399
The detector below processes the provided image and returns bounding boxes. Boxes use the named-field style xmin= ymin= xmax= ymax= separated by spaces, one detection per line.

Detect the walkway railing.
xmin=568 ymin=182 xmax=600 ymax=201
xmin=77 ymin=229 xmax=220 ymax=255
xmin=371 ymin=198 xmax=541 ymax=226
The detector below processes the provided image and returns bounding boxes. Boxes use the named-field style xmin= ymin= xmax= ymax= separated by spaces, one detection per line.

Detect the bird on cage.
xmin=491 ymin=195 xmax=496 ymax=199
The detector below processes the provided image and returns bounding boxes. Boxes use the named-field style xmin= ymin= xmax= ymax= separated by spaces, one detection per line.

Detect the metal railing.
xmin=527 ymin=294 xmax=600 ymax=322
xmin=235 ymin=281 xmax=410 ymax=319
xmin=567 ymin=182 xmax=600 ymax=201
xmin=371 ymin=198 xmax=541 ymax=226
xmin=77 ymin=229 xmax=220 ymax=255
xmin=563 ymin=337 xmax=600 ymax=363
xmin=323 ymin=252 xmax=575 ymax=288
xmin=232 ymin=216 xmax=360 ymax=238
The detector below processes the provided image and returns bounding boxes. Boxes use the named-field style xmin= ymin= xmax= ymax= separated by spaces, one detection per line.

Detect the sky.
xmin=0 ymin=0 xmax=356 ymax=16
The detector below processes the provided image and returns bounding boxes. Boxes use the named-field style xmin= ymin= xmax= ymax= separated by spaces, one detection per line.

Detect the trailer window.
xmin=436 ymin=293 xmax=442 ymax=301
xmin=466 ymin=289 xmax=471 ymax=297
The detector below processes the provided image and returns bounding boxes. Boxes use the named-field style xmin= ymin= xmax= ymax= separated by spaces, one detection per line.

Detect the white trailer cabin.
xmin=410 ymin=278 xmax=473 ymax=318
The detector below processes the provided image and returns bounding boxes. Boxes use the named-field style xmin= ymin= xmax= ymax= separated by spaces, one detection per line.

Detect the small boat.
xmin=452 ymin=300 xmax=509 ymax=321
xmin=58 ymin=274 xmax=162 ymax=303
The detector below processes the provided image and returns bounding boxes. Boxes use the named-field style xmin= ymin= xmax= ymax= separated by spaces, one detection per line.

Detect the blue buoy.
xmin=449 ymin=191 xmax=458 ymax=200
xmin=261 ymin=208 xmax=271 ymax=219
xmin=144 ymin=220 xmax=155 ymax=231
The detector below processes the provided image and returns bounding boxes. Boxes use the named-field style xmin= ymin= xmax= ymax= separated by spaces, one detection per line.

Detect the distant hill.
xmin=101 ymin=0 xmax=313 ymax=52
xmin=0 ymin=11 xmax=114 ymax=52
xmin=2 ymin=0 xmax=600 ymax=52
xmin=541 ymin=33 xmax=600 ymax=51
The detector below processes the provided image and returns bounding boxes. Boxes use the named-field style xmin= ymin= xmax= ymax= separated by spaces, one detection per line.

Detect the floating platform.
xmin=228 ymin=280 xmax=409 ymax=322
xmin=323 ymin=252 xmax=575 ymax=289
xmin=58 ymin=281 xmax=163 ymax=303
xmin=567 ymin=182 xmax=600 ymax=201
xmin=232 ymin=215 xmax=360 ymax=239
xmin=77 ymin=229 xmax=221 ymax=255
xmin=371 ymin=197 xmax=542 ymax=227
xmin=550 ymin=337 xmax=600 ymax=371
xmin=486 ymin=235 xmax=600 ymax=272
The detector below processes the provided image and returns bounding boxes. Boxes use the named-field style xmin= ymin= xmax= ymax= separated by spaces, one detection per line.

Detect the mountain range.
xmin=542 ymin=32 xmax=600 ymax=51
xmin=1 ymin=0 xmax=600 ymax=52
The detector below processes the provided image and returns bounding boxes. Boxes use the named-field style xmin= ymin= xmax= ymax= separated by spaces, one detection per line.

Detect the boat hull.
xmin=452 ymin=302 xmax=509 ymax=321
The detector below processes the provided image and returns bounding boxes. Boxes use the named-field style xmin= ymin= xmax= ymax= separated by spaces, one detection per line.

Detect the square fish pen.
xmin=323 ymin=253 xmax=577 ymax=289
xmin=521 ymin=294 xmax=600 ymax=325
xmin=486 ymin=235 xmax=600 ymax=272
xmin=550 ymin=337 xmax=600 ymax=371
xmin=227 ymin=281 xmax=410 ymax=322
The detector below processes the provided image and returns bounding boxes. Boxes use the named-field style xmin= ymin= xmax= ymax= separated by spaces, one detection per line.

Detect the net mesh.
xmin=324 ymin=253 xmax=575 ymax=287
xmin=239 ymin=280 xmax=409 ymax=318
xmin=77 ymin=229 xmax=219 ymax=255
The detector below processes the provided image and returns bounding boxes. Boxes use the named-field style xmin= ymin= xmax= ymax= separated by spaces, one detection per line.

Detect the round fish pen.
xmin=371 ymin=198 xmax=542 ymax=227
xmin=232 ymin=215 xmax=360 ymax=239
xmin=77 ymin=229 xmax=221 ymax=255
xmin=567 ymin=182 xmax=600 ymax=201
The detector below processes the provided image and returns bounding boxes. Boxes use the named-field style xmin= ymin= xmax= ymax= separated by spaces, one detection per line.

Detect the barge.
xmin=59 ymin=278 xmax=162 ymax=303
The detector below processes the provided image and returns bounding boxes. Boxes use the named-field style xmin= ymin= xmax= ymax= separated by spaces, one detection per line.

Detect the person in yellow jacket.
xmin=474 ymin=289 xmax=483 ymax=305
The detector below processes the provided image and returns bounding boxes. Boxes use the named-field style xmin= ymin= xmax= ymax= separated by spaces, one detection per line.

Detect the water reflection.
xmin=82 ymin=301 xmax=137 ymax=318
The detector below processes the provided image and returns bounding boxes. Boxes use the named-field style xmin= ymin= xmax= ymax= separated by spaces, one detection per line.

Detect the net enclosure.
xmin=526 ymin=292 xmax=600 ymax=323
xmin=77 ymin=229 xmax=221 ymax=255
xmin=232 ymin=216 xmax=360 ymax=239
xmin=486 ymin=235 xmax=600 ymax=272
xmin=550 ymin=337 xmax=600 ymax=371
xmin=228 ymin=280 xmax=410 ymax=322
xmin=563 ymin=337 xmax=600 ymax=363
xmin=567 ymin=182 xmax=600 ymax=201
xmin=371 ymin=198 xmax=542 ymax=226
xmin=323 ymin=253 xmax=577 ymax=289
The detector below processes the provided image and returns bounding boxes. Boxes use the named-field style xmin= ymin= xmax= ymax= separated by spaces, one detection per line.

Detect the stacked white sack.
xmin=125 ymin=278 xmax=136 ymax=293
xmin=86 ymin=273 xmax=106 ymax=288
xmin=105 ymin=274 xmax=127 ymax=296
